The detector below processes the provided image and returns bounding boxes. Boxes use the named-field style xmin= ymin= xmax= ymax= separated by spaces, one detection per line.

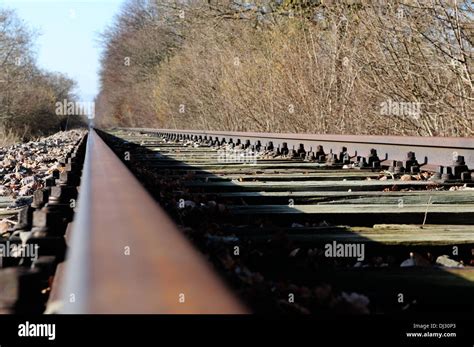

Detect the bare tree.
xmin=0 ymin=8 xmax=79 ymax=143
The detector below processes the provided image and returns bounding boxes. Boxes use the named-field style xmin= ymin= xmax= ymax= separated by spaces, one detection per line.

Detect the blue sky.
xmin=0 ymin=0 xmax=125 ymax=102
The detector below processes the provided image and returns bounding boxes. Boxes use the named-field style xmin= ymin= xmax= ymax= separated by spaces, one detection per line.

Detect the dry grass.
xmin=0 ymin=126 xmax=21 ymax=147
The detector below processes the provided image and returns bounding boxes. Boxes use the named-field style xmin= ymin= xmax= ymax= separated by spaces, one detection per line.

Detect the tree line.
xmin=97 ymin=0 xmax=473 ymax=136
xmin=0 ymin=8 xmax=80 ymax=145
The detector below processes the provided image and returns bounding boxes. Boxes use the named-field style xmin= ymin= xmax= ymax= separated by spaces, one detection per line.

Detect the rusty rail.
xmin=130 ymin=128 xmax=474 ymax=170
xmin=59 ymin=129 xmax=246 ymax=313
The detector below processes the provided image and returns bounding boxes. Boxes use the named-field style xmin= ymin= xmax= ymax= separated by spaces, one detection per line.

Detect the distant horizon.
xmin=0 ymin=0 xmax=124 ymax=102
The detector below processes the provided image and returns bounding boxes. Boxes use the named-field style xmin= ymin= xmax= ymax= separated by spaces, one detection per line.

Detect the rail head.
xmin=59 ymin=129 xmax=246 ymax=314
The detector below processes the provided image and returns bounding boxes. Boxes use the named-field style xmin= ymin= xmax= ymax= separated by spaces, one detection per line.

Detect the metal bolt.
xmin=267 ymin=141 xmax=274 ymax=152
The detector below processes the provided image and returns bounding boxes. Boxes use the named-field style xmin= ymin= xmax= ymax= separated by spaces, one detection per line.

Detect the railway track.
xmin=1 ymin=127 xmax=474 ymax=314
xmin=88 ymin=128 xmax=474 ymax=314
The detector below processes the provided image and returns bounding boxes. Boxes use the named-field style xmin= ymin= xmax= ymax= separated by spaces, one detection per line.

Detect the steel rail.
xmin=59 ymin=129 xmax=246 ymax=313
xmin=129 ymin=128 xmax=474 ymax=168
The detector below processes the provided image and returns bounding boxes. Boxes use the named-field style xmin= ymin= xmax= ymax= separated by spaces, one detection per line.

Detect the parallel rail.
xmin=131 ymin=128 xmax=474 ymax=172
xmin=58 ymin=130 xmax=246 ymax=313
